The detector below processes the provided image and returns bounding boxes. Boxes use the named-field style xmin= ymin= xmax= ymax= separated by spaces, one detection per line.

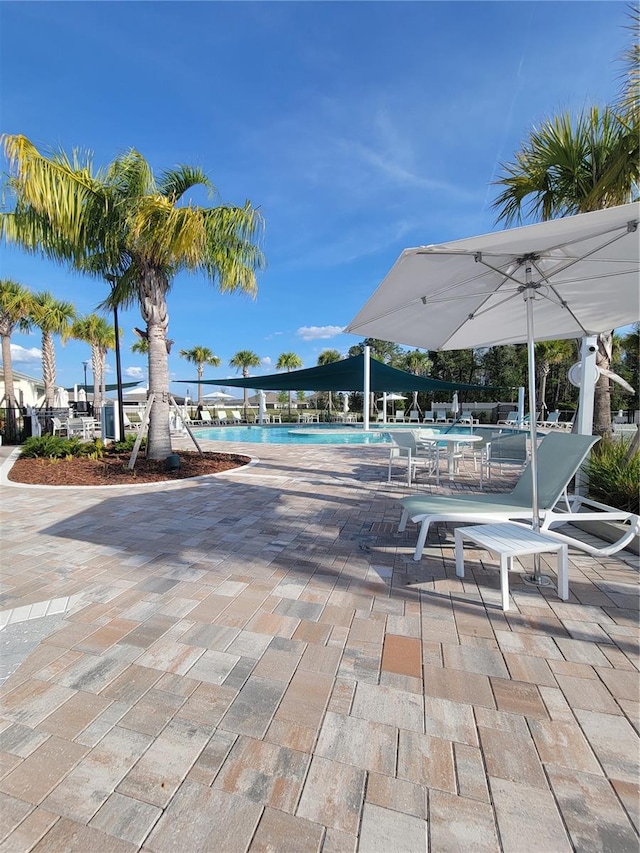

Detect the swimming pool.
xmin=193 ymin=424 xmax=480 ymax=445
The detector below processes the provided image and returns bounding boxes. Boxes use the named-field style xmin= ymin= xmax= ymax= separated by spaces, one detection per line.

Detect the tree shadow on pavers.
xmin=36 ymin=477 xmax=410 ymax=603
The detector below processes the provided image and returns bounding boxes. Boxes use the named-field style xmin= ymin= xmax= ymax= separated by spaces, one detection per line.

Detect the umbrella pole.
xmin=523 ymin=265 xmax=551 ymax=587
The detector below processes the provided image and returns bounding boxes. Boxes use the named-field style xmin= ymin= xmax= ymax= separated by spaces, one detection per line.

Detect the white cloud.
xmin=125 ymin=366 xmax=144 ymax=379
xmin=10 ymin=344 xmax=42 ymax=364
xmin=296 ymin=325 xmax=345 ymax=341
xmin=261 ymin=356 xmax=272 ymax=367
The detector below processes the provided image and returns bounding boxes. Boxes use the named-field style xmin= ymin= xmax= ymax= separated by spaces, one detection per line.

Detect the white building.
xmin=0 ymin=367 xmax=45 ymax=409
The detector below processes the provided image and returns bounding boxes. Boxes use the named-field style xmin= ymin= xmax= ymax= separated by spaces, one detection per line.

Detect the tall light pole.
xmin=105 ymin=274 xmax=126 ymax=440
xmin=82 ymin=361 xmax=89 ymax=407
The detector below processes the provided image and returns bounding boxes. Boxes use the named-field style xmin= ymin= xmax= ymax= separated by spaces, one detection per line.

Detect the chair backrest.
xmin=489 ymin=432 xmax=528 ymax=463
xmin=52 ymin=417 xmax=63 ymax=429
xmin=511 ymin=432 xmax=599 ymax=508
xmin=201 ymin=410 xmax=213 ymax=421
xmin=546 ymin=411 xmax=560 ymax=424
xmin=388 ymin=430 xmax=417 ymax=452
xmin=409 ymin=410 xmax=420 ymax=422
xmin=395 ymin=410 xmax=405 ymax=420
xmin=230 ymin=410 xmax=242 ymax=420
xmin=504 ymin=411 xmax=518 ymax=423
xmin=423 ymin=411 xmax=434 ymax=422
xmin=436 ymin=410 xmax=446 ymax=420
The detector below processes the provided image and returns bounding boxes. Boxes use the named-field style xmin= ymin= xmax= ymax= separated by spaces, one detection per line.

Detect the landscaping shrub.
xmin=20 ymin=435 xmax=105 ymax=459
xmin=583 ymin=436 xmax=640 ymax=514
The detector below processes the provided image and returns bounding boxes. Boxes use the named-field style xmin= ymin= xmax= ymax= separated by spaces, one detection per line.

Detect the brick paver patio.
xmin=0 ymin=436 xmax=638 ymax=851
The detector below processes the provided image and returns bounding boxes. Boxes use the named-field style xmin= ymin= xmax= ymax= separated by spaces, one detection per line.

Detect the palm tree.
xmin=1 ymin=135 xmax=264 ymax=459
xmin=179 ymin=346 xmax=221 ymax=404
xmin=492 ymin=105 xmax=638 ymax=437
xmin=131 ymin=338 xmax=149 ymax=355
xmin=0 ymin=279 xmax=34 ymax=440
xmin=30 ymin=291 xmax=76 ymax=407
xmin=317 ymin=348 xmax=341 ymax=415
xmin=276 ymin=352 xmax=302 ymax=417
xmin=401 ymin=349 xmax=432 ymax=413
xmin=229 ymin=349 xmax=261 ymax=414
xmin=67 ymin=314 xmax=116 ymax=412
xmin=535 ymin=340 xmax=574 ymax=416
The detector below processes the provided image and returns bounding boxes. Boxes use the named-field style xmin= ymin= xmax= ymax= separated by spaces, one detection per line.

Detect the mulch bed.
xmin=8 ymin=450 xmax=251 ymax=487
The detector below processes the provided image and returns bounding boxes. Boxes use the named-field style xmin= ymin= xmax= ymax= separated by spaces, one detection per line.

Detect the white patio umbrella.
xmin=347 ymin=203 xmax=639 ymax=583
xmin=202 ymin=391 xmax=235 ymax=400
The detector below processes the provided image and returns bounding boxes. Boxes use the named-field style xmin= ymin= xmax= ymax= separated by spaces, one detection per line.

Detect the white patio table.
xmin=419 ymin=432 xmax=482 ymax=481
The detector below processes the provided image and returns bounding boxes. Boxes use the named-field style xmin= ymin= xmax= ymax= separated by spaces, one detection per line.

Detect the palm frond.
xmin=158 ymin=165 xmax=213 ymax=204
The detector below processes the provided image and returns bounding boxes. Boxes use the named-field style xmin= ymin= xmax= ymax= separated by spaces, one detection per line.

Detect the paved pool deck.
xmin=0 ymin=437 xmax=638 ymax=852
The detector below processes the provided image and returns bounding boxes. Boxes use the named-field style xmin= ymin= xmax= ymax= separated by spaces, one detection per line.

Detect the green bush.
xmin=112 ymin=434 xmax=145 ymax=452
xmin=583 ymin=437 xmax=640 ymax=514
xmin=20 ymin=435 xmax=84 ymax=458
xmin=20 ymin=435 xmax=105 ymax=459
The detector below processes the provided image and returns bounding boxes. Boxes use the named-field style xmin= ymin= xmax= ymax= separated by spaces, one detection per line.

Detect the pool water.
xmin=193 ymin=424 xmax=477 ymax=445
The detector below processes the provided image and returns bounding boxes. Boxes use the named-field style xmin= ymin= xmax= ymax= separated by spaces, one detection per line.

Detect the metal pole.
xmin=363 ymin=346 xmax=371 ymax=430
xmin=523 ymin=262 xmax=550 ymax=586
xmin=113 ymin=302 xmax=126 ymax=440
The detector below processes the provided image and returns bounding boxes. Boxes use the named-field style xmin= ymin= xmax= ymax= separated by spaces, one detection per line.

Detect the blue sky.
xmin=0 ymin=1 xmax=631 ymax=395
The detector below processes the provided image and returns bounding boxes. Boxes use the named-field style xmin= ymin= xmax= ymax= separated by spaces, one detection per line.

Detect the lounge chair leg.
xmin=398 ymin=508 xmax=409 ymax=532
xmin=413 ymin=520 xmax=431 ymax=561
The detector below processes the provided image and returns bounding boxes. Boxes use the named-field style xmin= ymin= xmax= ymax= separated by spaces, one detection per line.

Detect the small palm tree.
xmin=179 ymin=346 xmax=221 ymax=404
xmin=535 ymin=340 xmax=574 ymax=416
xmin=0 ymin=279 xmax=34 ymax=439
xmin=131 ymin=338 xmax=149 ymax=355
xmin=317 ymin=349 xmax=341 ymax=414
xmin=30 ymin=291 xmax=76 ymax=407
xmin=67 ymin=314 xmax=116 ymax=412
xmin=230 ymin=350 xmax=261 ymax=414
xmin=276 ymin=352 xmax=303 ymax=417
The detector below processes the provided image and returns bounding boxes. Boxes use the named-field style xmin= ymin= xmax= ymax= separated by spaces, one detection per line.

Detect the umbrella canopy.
xmin=202 ymin=391 xmax=235 ymax=400
xmin=346 ymin=203 xmax=639 ymax=583
xmin=346 ymin=204 xmax=638 ymax=349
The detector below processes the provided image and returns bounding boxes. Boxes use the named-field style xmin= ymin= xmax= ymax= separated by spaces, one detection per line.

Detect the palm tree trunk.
xmin=1 ymin=333 xmax=16 ymax=409
xmin=41 ymin=331 xmax=56 ymax=408
xmin=139 ymin=268 xmax=172 ymax=460
xmin=92 ymin=345 xmax=101 ymax=412
xmin=197 ymin=365 xmax=203 ymax=405
xmin=1 ymin=332 xmax=18 ymax=439
xmin=594 ymin=332 xmax=613 ymax=438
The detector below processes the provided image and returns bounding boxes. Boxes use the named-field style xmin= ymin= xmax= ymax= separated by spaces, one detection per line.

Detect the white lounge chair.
xmin=423 ymin=410 xmax=435 ymax=423
xmin=459 ymin=410 xmax=477 ymax=425
xmin=392 ymin=410 xmax=406 ymax=423
xmin=435 ymin=410 xmax=448 ymax=423
xmin=498 ymin=411 xmax=519 ymax=426
xmin=397 ymin=432 xmax=638 ymax=561
xmin=228 ymin=410 xmax=243 ymax=424
xmin=408 ymin=410 xmax=421 ymax=423
xmin=541 ymin=410 xmax=562 ymax=428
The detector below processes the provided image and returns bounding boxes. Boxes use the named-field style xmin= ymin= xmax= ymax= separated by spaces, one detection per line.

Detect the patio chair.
xmin=459 ymin=410 xmax=477 ymax=425
xmin=408 ymin=410 xmax=421 ymax=423
xmin=387 ymin=430 xmax=441 ymax=487
xmin=228 ymin=410 xmax=243 ymax=424
xmin=423 ymin=410 xmax=435 ymax=423
xmin=398 ymin=432 xmax=612 ymax=560
xmin=200 ymin=409 xmax=214 ymax=423
xmin=51 ymin=416 xmax=68 ymax=436
xmin=214 ymin=409 xmax=229 ymax=424
xmin=435 ymin=410 xmax=448 ymax=423
xmin=497 ymin=411 xmax=518 ymax=426
xmin=392 ymin=410 xmax=406 ymax=423
xmin=540 ymin=410 xmax=561 ymax=428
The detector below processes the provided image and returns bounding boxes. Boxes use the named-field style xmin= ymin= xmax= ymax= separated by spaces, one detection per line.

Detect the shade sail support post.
xmin=363 ymin=345 xmax=371 ymax=430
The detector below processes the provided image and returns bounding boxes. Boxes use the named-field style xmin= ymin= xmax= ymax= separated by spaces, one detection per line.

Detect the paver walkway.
xmin=0 ymin=437 xmax=638 ymax=852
